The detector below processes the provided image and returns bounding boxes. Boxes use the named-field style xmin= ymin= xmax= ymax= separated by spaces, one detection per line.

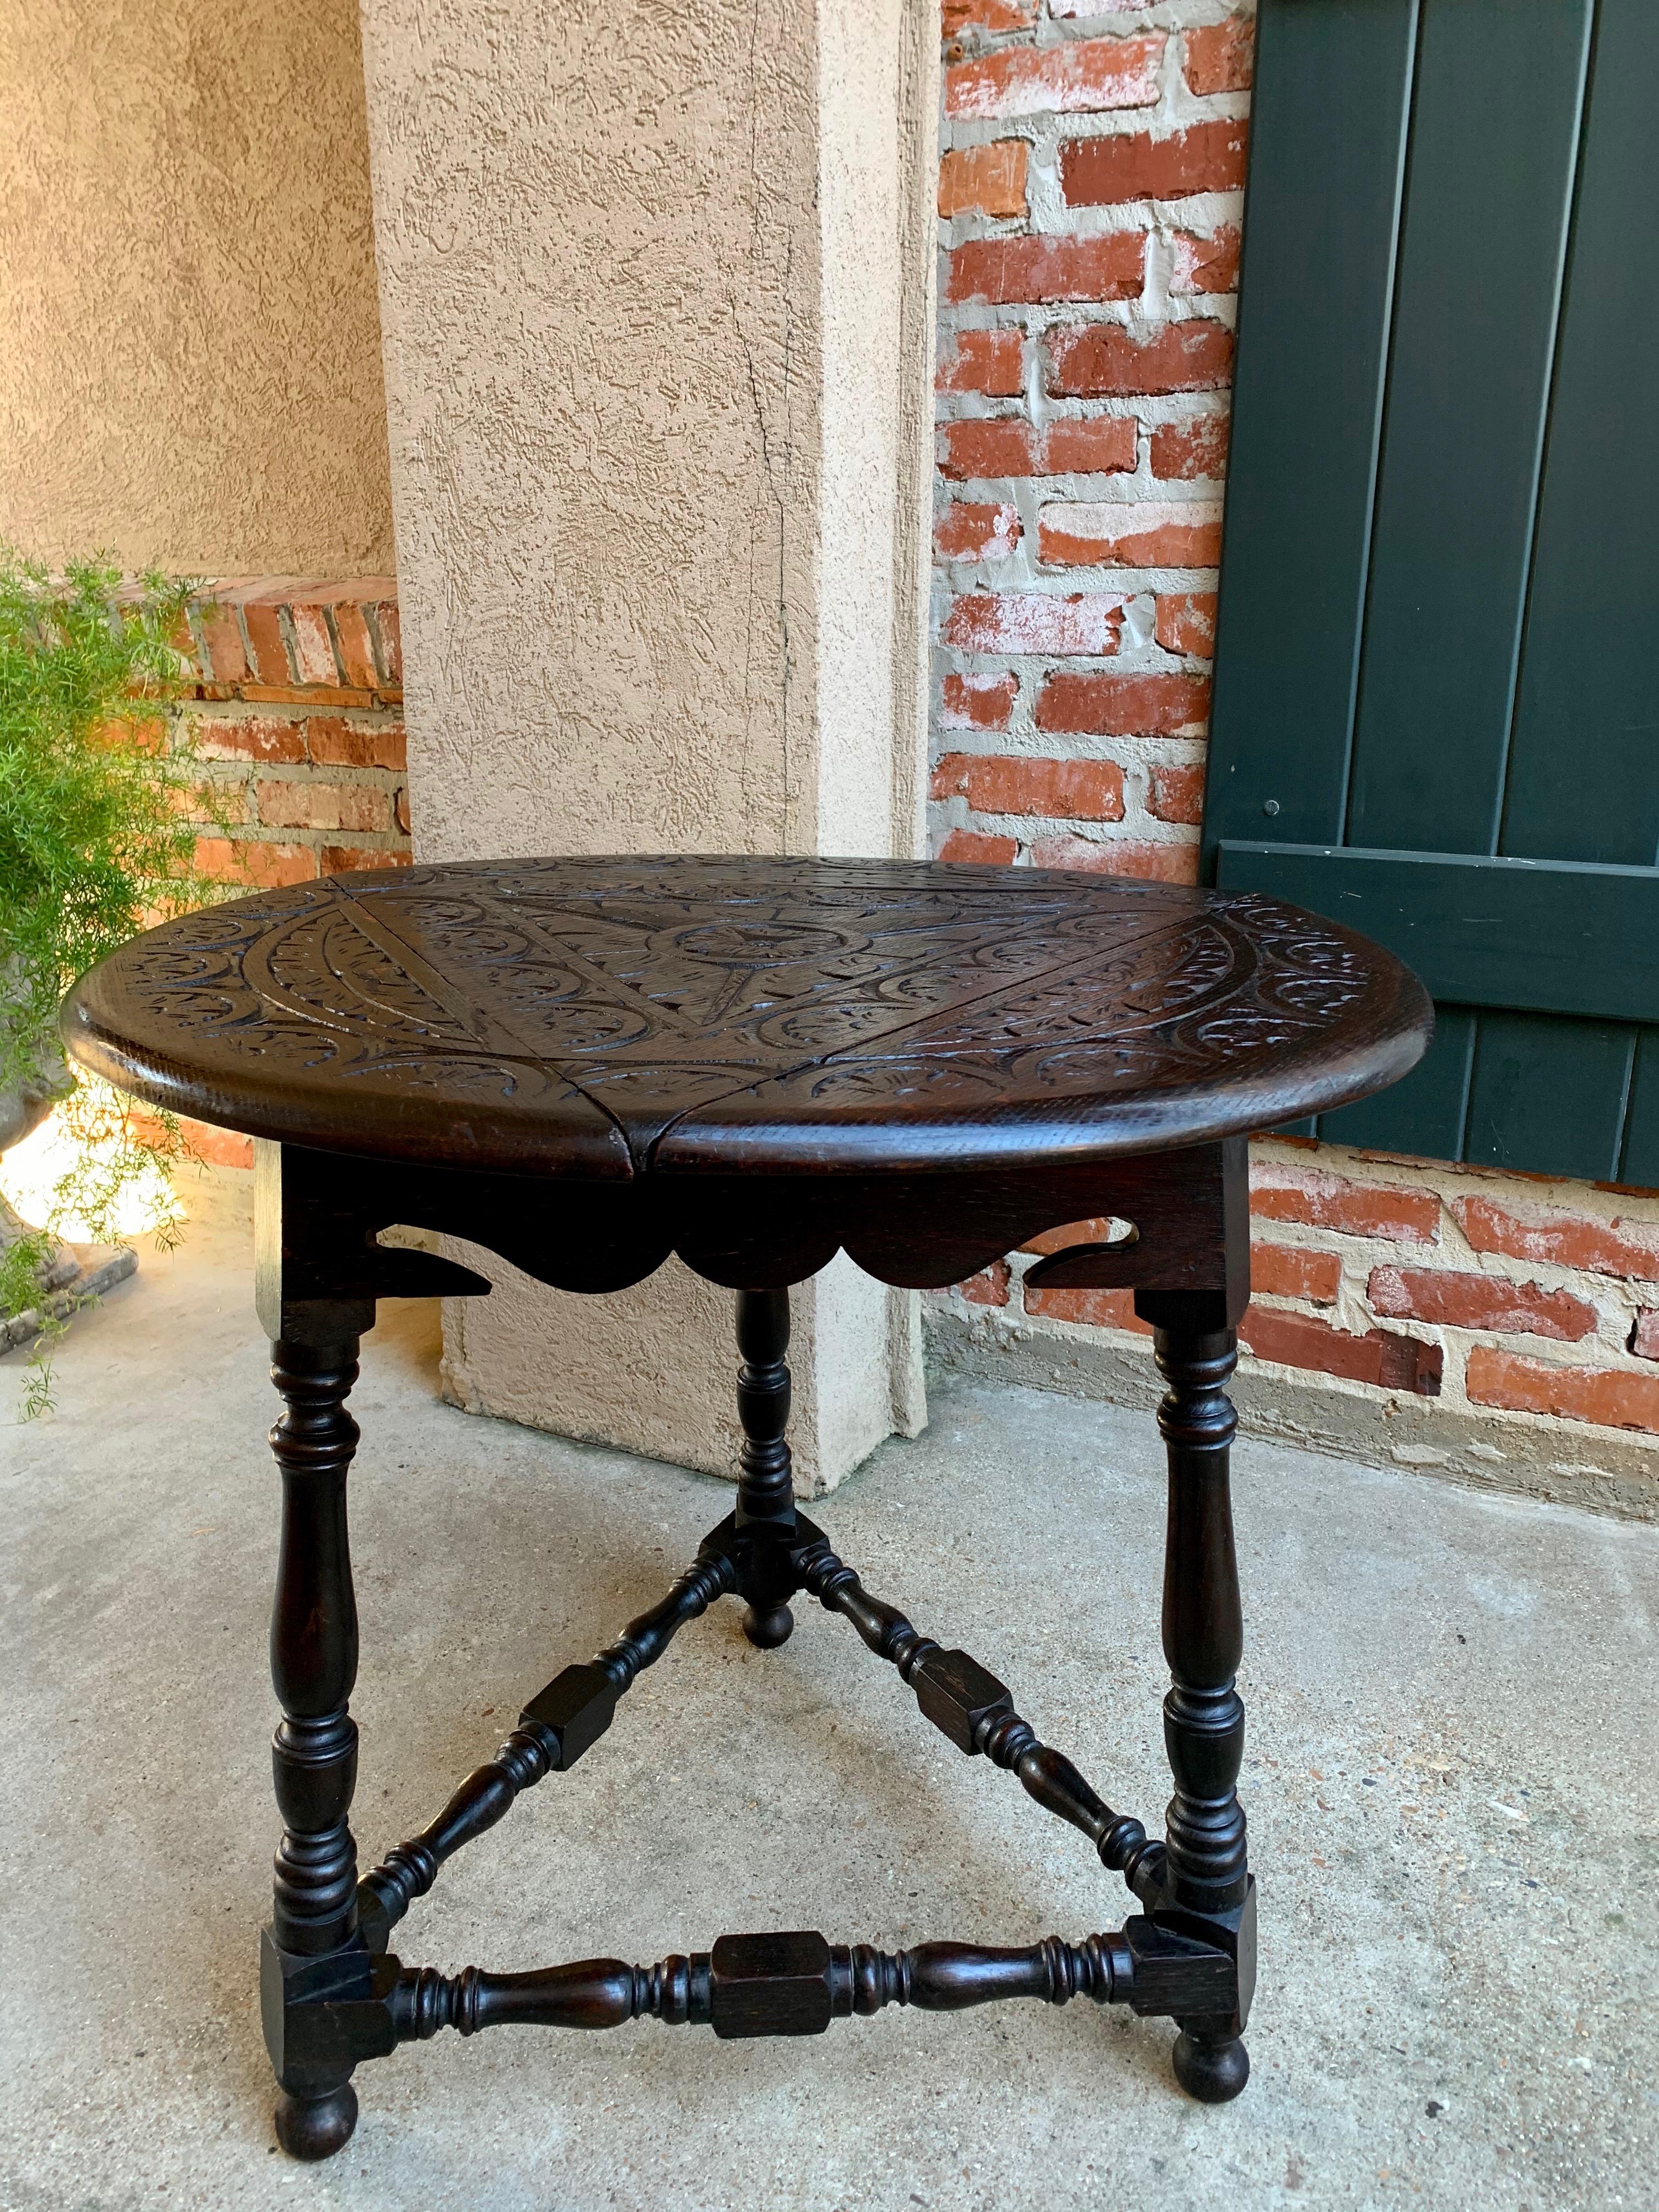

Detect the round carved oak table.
xmin=63 ymin=855 xmax=1430 ymax=2159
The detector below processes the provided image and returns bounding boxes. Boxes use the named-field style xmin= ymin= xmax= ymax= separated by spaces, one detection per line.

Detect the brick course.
xmin=942 ymin=591 xmax=1125 ymax=656
xmin=1154 ymin=590 xmax=1217 ymax=654
xmin=1026 ymin=1282 xmax=1147 ymax=1332
xmin=1184 ymin=13 xmax=1255 ymax=95
xmin=1466 ymin=1350 xmax=1659 ymax=1436
xmin=941 ymin=671 xmax=1019 ymax=729
xmin=938 ymin=140 xmax=1030 ymax=219
xmin=140 ymin=580 xmax=413 ymax=1180
xmin=1037 ymin=500 xmax=1223 ymax=568
xmin=172 ymin=579 xmax=411 ymax=887
xmin=933 ymin=752 xmax=1125 ymax=821
xmin=936 ymin=328 xmax=1026 ymax=396
xmin=1059 ymin=119 xmax=1250 ymax=205
xmin=945 ymin=33 xmax=1166 ymax=119
xmin=1048 ymin=320 xmax=1234 ymax=397
xmin=947 ymin=233 xmax=1145 ymax=305
xmin=1451 ymin=1195 xmax=1659 ymax=1283
xmin=1367 ymin=1266 xmax=1598 ymax=1344
xmin=935 ymin=503 xmax=1024 ymax=561
xmin=1035 ymin=672 xmax=1210 ymax=736
xmin=1239 ymin=1306 xmax=1443 ymax=1396
xmin=1170 ymin=225 xmax=1242 ymax=296
xmin=1150 ymin=414 xmax=1231 ymax=481
xmin=939 ymin=1136 xmax=1659 ymax=1455
xmin=1252 ymin=1243 xmax=1340 ymax=1305
xmin=926 ymin=0 xmax=1659 ymax=1474
xmin=944 ymin=0 xmax=1034 ymax=40
xmin=1250 ymin=1163 xmax=1440 ymax=1245
xmin=939 ymin=415 xmax=1138 ymax=481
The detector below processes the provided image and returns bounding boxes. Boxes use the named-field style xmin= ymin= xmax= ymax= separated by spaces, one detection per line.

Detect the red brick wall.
xmin=928 ymin=1 xmax=1659 ymax=1467
xmin=955 ymin=1139 xmax=1659 ymax=1446
xmin=175 ymin=578 xmax=410 ymax=887
xmin=155 ymin=578 xmax=410 ymax=1171
xmin=932 ymin=0 xmax=1243 ymax=880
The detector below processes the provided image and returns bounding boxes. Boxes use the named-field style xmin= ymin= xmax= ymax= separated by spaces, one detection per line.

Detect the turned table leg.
xmin=263 ymin=1333 xmax=367 ymax=2159
xmin=732 ymin=1288 xmax=797 ymax=1649
xmin=1150 ymin=1320 xmax=1254 ymax=2102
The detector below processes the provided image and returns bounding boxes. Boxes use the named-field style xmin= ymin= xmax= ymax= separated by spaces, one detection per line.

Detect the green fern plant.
xmin=0 ymin=550 xmax=206 ymax=1080
xmin=0 ymin=548 xmax=215 ymax=1389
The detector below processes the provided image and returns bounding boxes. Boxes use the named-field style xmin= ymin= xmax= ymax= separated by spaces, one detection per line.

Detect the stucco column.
xmin=358 ymin=0 xmax=936 ymax=1488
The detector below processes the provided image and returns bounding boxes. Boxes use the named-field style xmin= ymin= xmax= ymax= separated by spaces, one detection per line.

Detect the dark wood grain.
xmin=732 ymin=1288 xmax=799 ymax=1649
xmin=253 ymin=1127 xmax=1260 ymax=1329
xmin=63 ymin=856 xmax=1429 ymax=1179
xmin=280 ymin=1920 xmax=1243 ymax=2062
xmin=78 ymin=854 xmax=1429 ymax=2153
xmin=374 ymin=1926 xmax=1155 ymax=2040
xmin=263 ymin=1333 xmax=368 ymax=2160
xmin=1147 ymin=1316 xmax=1254 ymax=2104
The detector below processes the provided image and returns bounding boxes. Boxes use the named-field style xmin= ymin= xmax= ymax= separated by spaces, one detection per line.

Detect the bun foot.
xmin=1172 ymin=2023 xmax=1250 ymax=2103
xmin=743 ymin=1602 xmax=794 ymax=1649
xmin=274 ymin=2083 xmax=359 ymax=2160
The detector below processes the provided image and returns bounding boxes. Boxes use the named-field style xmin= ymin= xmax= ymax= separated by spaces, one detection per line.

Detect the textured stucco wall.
xmin=0 ymin=0 xmax=393 ymax=573
xmin=360 ymin=0 xmax=936 ymax=1491
xmin=362 ymin=0 xmax=821 ymax=860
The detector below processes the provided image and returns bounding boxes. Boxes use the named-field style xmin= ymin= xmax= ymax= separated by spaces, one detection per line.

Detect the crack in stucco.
xmin=735 ymin=0 xmax=795 ymax=856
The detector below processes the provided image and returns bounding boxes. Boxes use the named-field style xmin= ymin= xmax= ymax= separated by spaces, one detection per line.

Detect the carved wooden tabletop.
xmin=62 ymin=855 xmax=1430 ymax=1177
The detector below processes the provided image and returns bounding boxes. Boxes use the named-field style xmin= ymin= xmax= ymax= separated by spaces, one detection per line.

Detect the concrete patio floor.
xmin=3 ymin=1217 xmax=1656 ymax=2212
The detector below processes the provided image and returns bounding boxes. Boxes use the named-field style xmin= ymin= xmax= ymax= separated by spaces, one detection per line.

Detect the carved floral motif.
xmin=65 ymin=856 xmax=1421 ymax=1168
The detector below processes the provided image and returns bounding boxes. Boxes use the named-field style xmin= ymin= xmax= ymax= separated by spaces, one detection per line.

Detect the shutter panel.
xmin=1203 ymin=0 xmax=1659 ymax=1181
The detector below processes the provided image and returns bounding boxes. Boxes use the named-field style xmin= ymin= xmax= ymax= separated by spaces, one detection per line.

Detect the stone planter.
xmin=0 ymin=1024 xmax=134 ymax=1351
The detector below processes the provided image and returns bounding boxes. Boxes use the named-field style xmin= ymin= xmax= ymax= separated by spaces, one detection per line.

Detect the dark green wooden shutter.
xmin=1202 ymin=0 xmax=1659 ymax=1182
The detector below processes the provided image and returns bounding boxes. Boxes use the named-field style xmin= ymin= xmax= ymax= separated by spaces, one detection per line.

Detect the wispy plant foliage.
xmin=0 ymin=549 xmax=207 ymax=1087
xmin=0 ymin=550 xmax=216 ymax=1403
